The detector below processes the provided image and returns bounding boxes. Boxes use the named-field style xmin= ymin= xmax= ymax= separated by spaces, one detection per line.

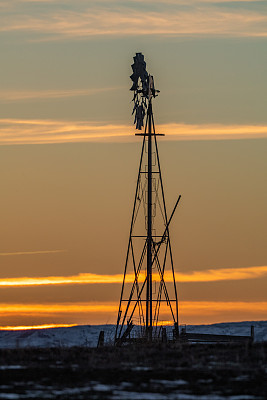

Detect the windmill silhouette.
xmin=115 ymin=53 xmax=181 ymax=344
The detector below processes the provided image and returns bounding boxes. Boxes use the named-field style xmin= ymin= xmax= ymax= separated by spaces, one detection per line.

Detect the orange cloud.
xmin=179 ymin=301 xmax=267 ymax=324
xmin=160 ymin=123 xmax=267 ymax=141
xmin=0 ymin=323 xmax=77 ymax=331
xmin=0 ymin=301 xmax=266 ymax=326
xmin=176 ymin=265 xmax=267 ymax=283
xmin=0 ymin=119 xmax=267 ymax=145
xmin=1 ymin=265 xmax=267 ymax=287
xmin=0 ymin=250 xmax=66 ymax=256
xmin=0 ymin=302 xmax=118 ymax=315
xmin=181 ymin=301 xmax=267 ymax=313
xmin=0 ymin=273 xmax=127 ymax=287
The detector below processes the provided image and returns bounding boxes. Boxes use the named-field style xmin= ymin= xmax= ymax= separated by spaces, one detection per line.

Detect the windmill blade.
xmin=130 ymin=53 xmax=159 ymax=130
xmin=130 ymin=53 xmax=148 ymax=90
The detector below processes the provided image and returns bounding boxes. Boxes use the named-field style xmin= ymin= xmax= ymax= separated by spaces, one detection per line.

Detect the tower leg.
xmin=146 ymin=102 xmax=153 ymax=341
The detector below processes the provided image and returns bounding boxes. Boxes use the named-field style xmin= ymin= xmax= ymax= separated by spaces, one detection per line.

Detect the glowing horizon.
xmin=0 ymin=301 xmax=266 ymax=327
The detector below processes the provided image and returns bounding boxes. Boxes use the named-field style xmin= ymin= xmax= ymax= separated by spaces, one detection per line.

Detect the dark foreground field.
xmin=1 ymin=342 xmax=267 ymax=399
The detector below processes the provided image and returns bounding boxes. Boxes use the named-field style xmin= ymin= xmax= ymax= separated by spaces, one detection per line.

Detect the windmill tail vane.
xmin=115 ymin=52 xmax=181 ymax=345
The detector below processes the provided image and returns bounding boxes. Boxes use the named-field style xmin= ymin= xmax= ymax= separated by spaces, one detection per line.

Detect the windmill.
xmin=115 ymin=53 xmax=181 ymax=344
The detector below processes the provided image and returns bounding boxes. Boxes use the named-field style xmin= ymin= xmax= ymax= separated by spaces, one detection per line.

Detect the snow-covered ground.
xmin=182 ymin=320 xmax=267 ymax=341
xmin=0 ymin=321 xmax=266 ymax=349
xmin=0 ymin=324 xmax=115 ymax=349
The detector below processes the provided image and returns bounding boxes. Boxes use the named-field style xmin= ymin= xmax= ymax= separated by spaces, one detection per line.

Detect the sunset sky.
xmin=0 ymin=0 xmax=267 ymax=329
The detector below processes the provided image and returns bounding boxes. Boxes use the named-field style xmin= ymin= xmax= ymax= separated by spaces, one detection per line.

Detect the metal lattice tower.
xmin=115 ymin=53 xmax=181 ymax=344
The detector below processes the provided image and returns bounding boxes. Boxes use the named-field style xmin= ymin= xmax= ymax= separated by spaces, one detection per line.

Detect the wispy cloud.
xmin=7 ymin=0 xmax=266 ymax=3
xmin=0 ymin=250 xmax=66 ymax=256
xmin=0 ymin=301 xmax=266 ymax=323
xmin=8 ymin=0 xmax=266 ymax=3
xmin=0 ymin=302 xmax=118 ymax=315
xmin=0 ymin=119 xmax=130 ymax=145
xmin=0 ymin=273 xmax=126 ymax=287
xmin=0 ymin=119 xmax=267 ymax=145
xmin=1 ymin=265 xmax=267 ymax=287
xmin=0 ymin=87 xmax=121 ymax=102
xmin=0 ymin=323 xmax=77 ymax=331
xmin=181 ymin=301 xmax=267 ymax=316
xmin=178 ymin=265 xmax=267 ymax=282
xmin=0 ymin=2 xmax=266 ymax=40
xmin=160 ymin=123 xmax=267 ymax=141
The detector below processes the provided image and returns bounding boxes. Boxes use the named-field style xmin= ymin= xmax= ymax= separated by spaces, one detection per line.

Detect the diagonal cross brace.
xmin=118 ymin=195 xmax=181 ymax=338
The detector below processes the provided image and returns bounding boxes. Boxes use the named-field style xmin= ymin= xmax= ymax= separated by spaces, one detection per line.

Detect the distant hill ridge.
xmin=1 ymin=321 xmax=267 ymax=349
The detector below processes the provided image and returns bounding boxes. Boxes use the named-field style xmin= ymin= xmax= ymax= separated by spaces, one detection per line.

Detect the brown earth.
xmin=0 ymin=342 xmax=267 ymax=399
